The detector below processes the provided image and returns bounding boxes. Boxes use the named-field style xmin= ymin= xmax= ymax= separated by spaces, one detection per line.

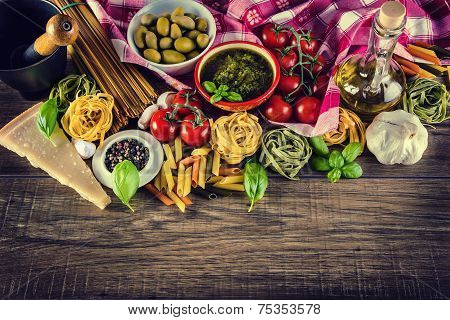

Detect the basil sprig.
xmin=309 ymin=137 xmax=363 ymax=183
xmin=112 ymin=160 xmax=140 ymax=212
xmin=244 ymin=160 xmax=268 ymax=212
xmin=202 ymin=81 xmax=243 ymax=104
xmin=36 ymin=98 xmax=58 ymax=145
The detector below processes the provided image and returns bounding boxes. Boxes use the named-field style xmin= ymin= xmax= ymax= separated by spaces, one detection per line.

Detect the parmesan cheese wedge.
xmin=0 ymin=103 xmax=111 ymax=209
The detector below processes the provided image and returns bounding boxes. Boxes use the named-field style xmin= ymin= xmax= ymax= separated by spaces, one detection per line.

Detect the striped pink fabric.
xmin=85 ymin=0 xmax=449 ymax=136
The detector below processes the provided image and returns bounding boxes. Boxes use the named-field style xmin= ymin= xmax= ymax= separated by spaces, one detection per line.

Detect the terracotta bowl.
xmin=194 ymin=41 xmax=280 ymax=112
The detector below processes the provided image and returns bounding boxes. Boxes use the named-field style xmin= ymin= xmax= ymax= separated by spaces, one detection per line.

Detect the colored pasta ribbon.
xmin=61 ymin=93 xmax=114 ymax=147
xmin=323 ymin=107 xmax=366 ymax=151
xmin=259 ymin=128 xmax=312 ymax=180
xmin=49 ymin=74 xmax=98 ymax=112
xmin=211 ymin=112 xmax=262 ymax=165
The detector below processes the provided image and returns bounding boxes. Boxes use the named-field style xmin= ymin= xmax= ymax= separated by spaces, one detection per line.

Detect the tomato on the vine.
xmin=274 ymin=48 xmax=298 ymax=72
xmin=310 ymin=54 xmax=326 ymax=75
xmin=294 ymin=96 xmax=321 ymax=124
xmin=150 ymin=109 xmax=180 ymax=143
xmin=263 ymin=95 xmax=293 ymax=123
xmin=312 ymin=75 xmax=329 ymax=98
xmin=261 ymin=23 xmax=290 ymax=49
xmin=180 ymin=114 xmax=211 ymax=147
xmin=277 ymin=73 xmax=302 ymax=96
xmin=289 ymin=30 xmax=319 ymax=56
xmin=172 ymin=89 xmax=202 ymax=117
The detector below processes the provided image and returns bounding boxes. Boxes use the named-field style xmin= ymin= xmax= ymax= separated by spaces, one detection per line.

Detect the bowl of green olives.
xmin=127 ymin=0 xmax=216 ymax=76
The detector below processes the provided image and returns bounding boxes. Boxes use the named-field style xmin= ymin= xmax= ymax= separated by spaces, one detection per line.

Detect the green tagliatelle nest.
xmin=403 ymin=78 xmax=449 ymax=124
xmin=259 ymin=128 xmax=312 ymax=180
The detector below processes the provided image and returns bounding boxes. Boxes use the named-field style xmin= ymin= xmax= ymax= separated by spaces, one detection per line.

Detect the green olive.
xmin=143 ymin=48 xmax=161 ymax=63
xmin=170 ymin=6 xmax=184 ymax=20
xmin=161 ymin=50 xmax=186 ymax=64
xmin=140 ymin=13 xmax=157 ymax=26
xmin=185 ymin=13 xmax=197 ymax=20
xmin=170 ymin=23 xmax=182 ymax=39
xmin=171 ymin=16 xmax=195 ymax=30
xmin=145 ymin=31 xmax=158 ymax=50
xmin=174 ymin=37 xmax=195 ymax=53
xmin=186 ymin=50 xmax=200 ymax=59
xmin=160 ymin=11 xmax=171 ymax=19
xmin=149 ymin=26 xmax=157 ymax=33
xmin=186 ymin=30 xmax=200 ymax=40
xmin=195 ymin=18 xmax=208 ymax=32
xmin=159 ymin=37 xmax=173 ymax=49
xmin=156 ymin=17 xmax=170 ymax=36
xmin=196 ymin=33 xmax=210 ymax=49
xmin=133 ymin=25 xmax=148 ymax=49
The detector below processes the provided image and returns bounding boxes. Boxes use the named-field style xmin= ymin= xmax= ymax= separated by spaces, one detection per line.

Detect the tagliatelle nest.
xmin=323 ymin=107 xmax=366 ymax=151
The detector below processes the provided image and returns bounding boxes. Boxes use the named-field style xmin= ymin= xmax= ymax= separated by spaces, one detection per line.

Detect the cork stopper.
xmin=378 ymin=1 xmax=406 ymax=29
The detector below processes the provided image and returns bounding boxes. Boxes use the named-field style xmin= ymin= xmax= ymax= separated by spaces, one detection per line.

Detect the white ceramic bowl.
xmin=127 ymin=0 xmax=216 ymax=76
xmin=92 ymin=130 xmax=164 ymax=189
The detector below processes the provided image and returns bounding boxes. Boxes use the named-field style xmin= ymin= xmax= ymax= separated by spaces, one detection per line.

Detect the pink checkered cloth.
xmin=85 ymin=0 xmax=450 ymax=136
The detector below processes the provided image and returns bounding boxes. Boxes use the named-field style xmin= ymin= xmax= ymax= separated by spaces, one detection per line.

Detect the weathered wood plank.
xmin=0 ymin=177 xmax=449 ymax=299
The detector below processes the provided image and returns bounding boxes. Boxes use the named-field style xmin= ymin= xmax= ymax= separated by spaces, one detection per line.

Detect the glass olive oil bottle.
xmin=335 ymin=1 xmax=407 ymax=119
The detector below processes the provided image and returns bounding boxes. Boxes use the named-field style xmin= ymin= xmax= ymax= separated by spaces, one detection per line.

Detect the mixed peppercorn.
xmin=105 ymin=138 xmax=149 ymax=172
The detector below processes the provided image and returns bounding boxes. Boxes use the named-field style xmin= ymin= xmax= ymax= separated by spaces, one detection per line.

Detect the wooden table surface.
xmin=0 ymin=74 xmax=449 ymax=300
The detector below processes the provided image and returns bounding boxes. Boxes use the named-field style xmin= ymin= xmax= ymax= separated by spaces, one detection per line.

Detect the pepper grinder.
xmin=22 ymin=14 xmax=79 ymax=65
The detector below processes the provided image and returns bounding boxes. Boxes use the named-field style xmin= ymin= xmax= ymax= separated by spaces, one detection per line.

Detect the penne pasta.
xmin=217 ymin=175 xmax=244 ymax=184
xmin=192 ymin=158 xmax=200 ymax=188
xmin=180 ymin=155 xmax=201 ymax=166
xmin=191 ymin=147 xmax=211 ymax=156
xmin=154 ymin=171 xmax=161 ymax=190
xmin=207 ymin=176 xmax=224 ymax=184
xmin=212 ymin=150 xmax=221 ymax=176
xmin=180 ymin=196 xmax=193 ymax=205
xmin=198 ymin=156 xmax=207 ymax=189
xmin=144 ymin=184 xmax=174 ymax=206
xmin=163 ymin=160 xmax=175 ymax=191
xmin=183 ymin=166 xmax=192 ymax=197
xmin=166 ymin=190 xmax=186 ymax=213
xmin=212 ymin=183 xmax=245 ymax=192
xmin=160 ymin=169 xmax=167 ymax=192
xmin=163 ymin=144 xmax=177 ymax=169
xmin=219 ymin=167 xmax=241 ymax=176
xmin=177 ymin=163 xmax=185 ymax=197
xmin=174 ymin=136 xmax=183 ymax=162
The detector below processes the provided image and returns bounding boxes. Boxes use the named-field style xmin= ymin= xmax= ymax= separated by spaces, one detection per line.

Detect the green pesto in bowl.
xmin=200 ymin=49 xmax=273 ymax=101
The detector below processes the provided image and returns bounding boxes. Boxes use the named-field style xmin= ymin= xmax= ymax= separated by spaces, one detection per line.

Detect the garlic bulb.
xmin=138 ymin=104 xmax=159 ymax=130
xmin=72 ymin=139 xmax=96 ymax=160
xmin=157 ymin=91 xmax=176 ymax=109
xmin=366 ymin=110 xmax=428 ymax=165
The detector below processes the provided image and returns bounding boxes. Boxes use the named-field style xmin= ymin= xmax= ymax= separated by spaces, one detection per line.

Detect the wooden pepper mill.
xmin=23 ymin=14 xmax=79 ymax=65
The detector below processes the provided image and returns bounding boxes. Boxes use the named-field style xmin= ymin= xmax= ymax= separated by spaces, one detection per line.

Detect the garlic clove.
xmin=157 ymin=91 xmax=176 ymax=109
xmin=138 ymin=104 xmax=159 ymax=130
xmin=72 ymin=139 xmax=96 ymax=160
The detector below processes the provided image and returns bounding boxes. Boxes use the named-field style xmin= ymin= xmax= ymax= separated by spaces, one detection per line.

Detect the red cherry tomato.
xmin=289 ymin=30 xmax=319 ymax=56
xmin=294 ymin=96 xmax=321 ymax=124
xmin=312 ymin=75 xmax=329 ymax=98
xmin=172 ymin=89 xmax=202 ymax=117
xmin=274 ymin=49 xmax=298 ymax=72
xmin=180 ymin=114 xmax=211 ymax=147
xmin=263 ymin=95 xmax=293 ymax=123
xmin=311 ymin=54 xmax=326 ymax=75
xmin=277 ymin=73 xmax=302 ymax=96
xmin=150 ymin=109 xmax=180 ymax=143
xmin=261 ymin=23 xmax=290 ymax=49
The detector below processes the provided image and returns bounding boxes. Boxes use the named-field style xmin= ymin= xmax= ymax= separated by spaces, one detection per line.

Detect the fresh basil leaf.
xmin=225 ymin=91 xmax=243 ymax=102
xmin=37 ymin=98 xmax=58 ymax=140
xmin=210 ymin=93 xmax=222 ymax=104
xmin=310 ymin=156 xmax=332 ymax=172
xmin=342 ymin=162 xmax=363 ymax=179
xmin=244 ymin=161 xmax=268 ymax=212
xmin=342 ymin=142 xmax=362 ymax=163
xmin=309 ymin=136 xmax=329 ymax=157
xmin=202 ymin=81 xmax=217 ymax=93
xmin=221 ymin=91 xmax=229 ymax=97
xmin=328 ymin=150 xmax=345 ymax=168
xmin=112 ymin=160 xmax=140 ymax=212
xmin=327 ymin=168 xmax=341 ymax=183
xmin=218 ymin=84 xmax=229 ymax=92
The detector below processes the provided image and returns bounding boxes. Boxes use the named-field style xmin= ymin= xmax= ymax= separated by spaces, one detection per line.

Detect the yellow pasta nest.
xmin=61 ymin=93 xmax=114 ymax=147
xmin=323 ymin=107 xmax=366 ymax=150
xmin=211 ymin=112 xmax=262 ymax=165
